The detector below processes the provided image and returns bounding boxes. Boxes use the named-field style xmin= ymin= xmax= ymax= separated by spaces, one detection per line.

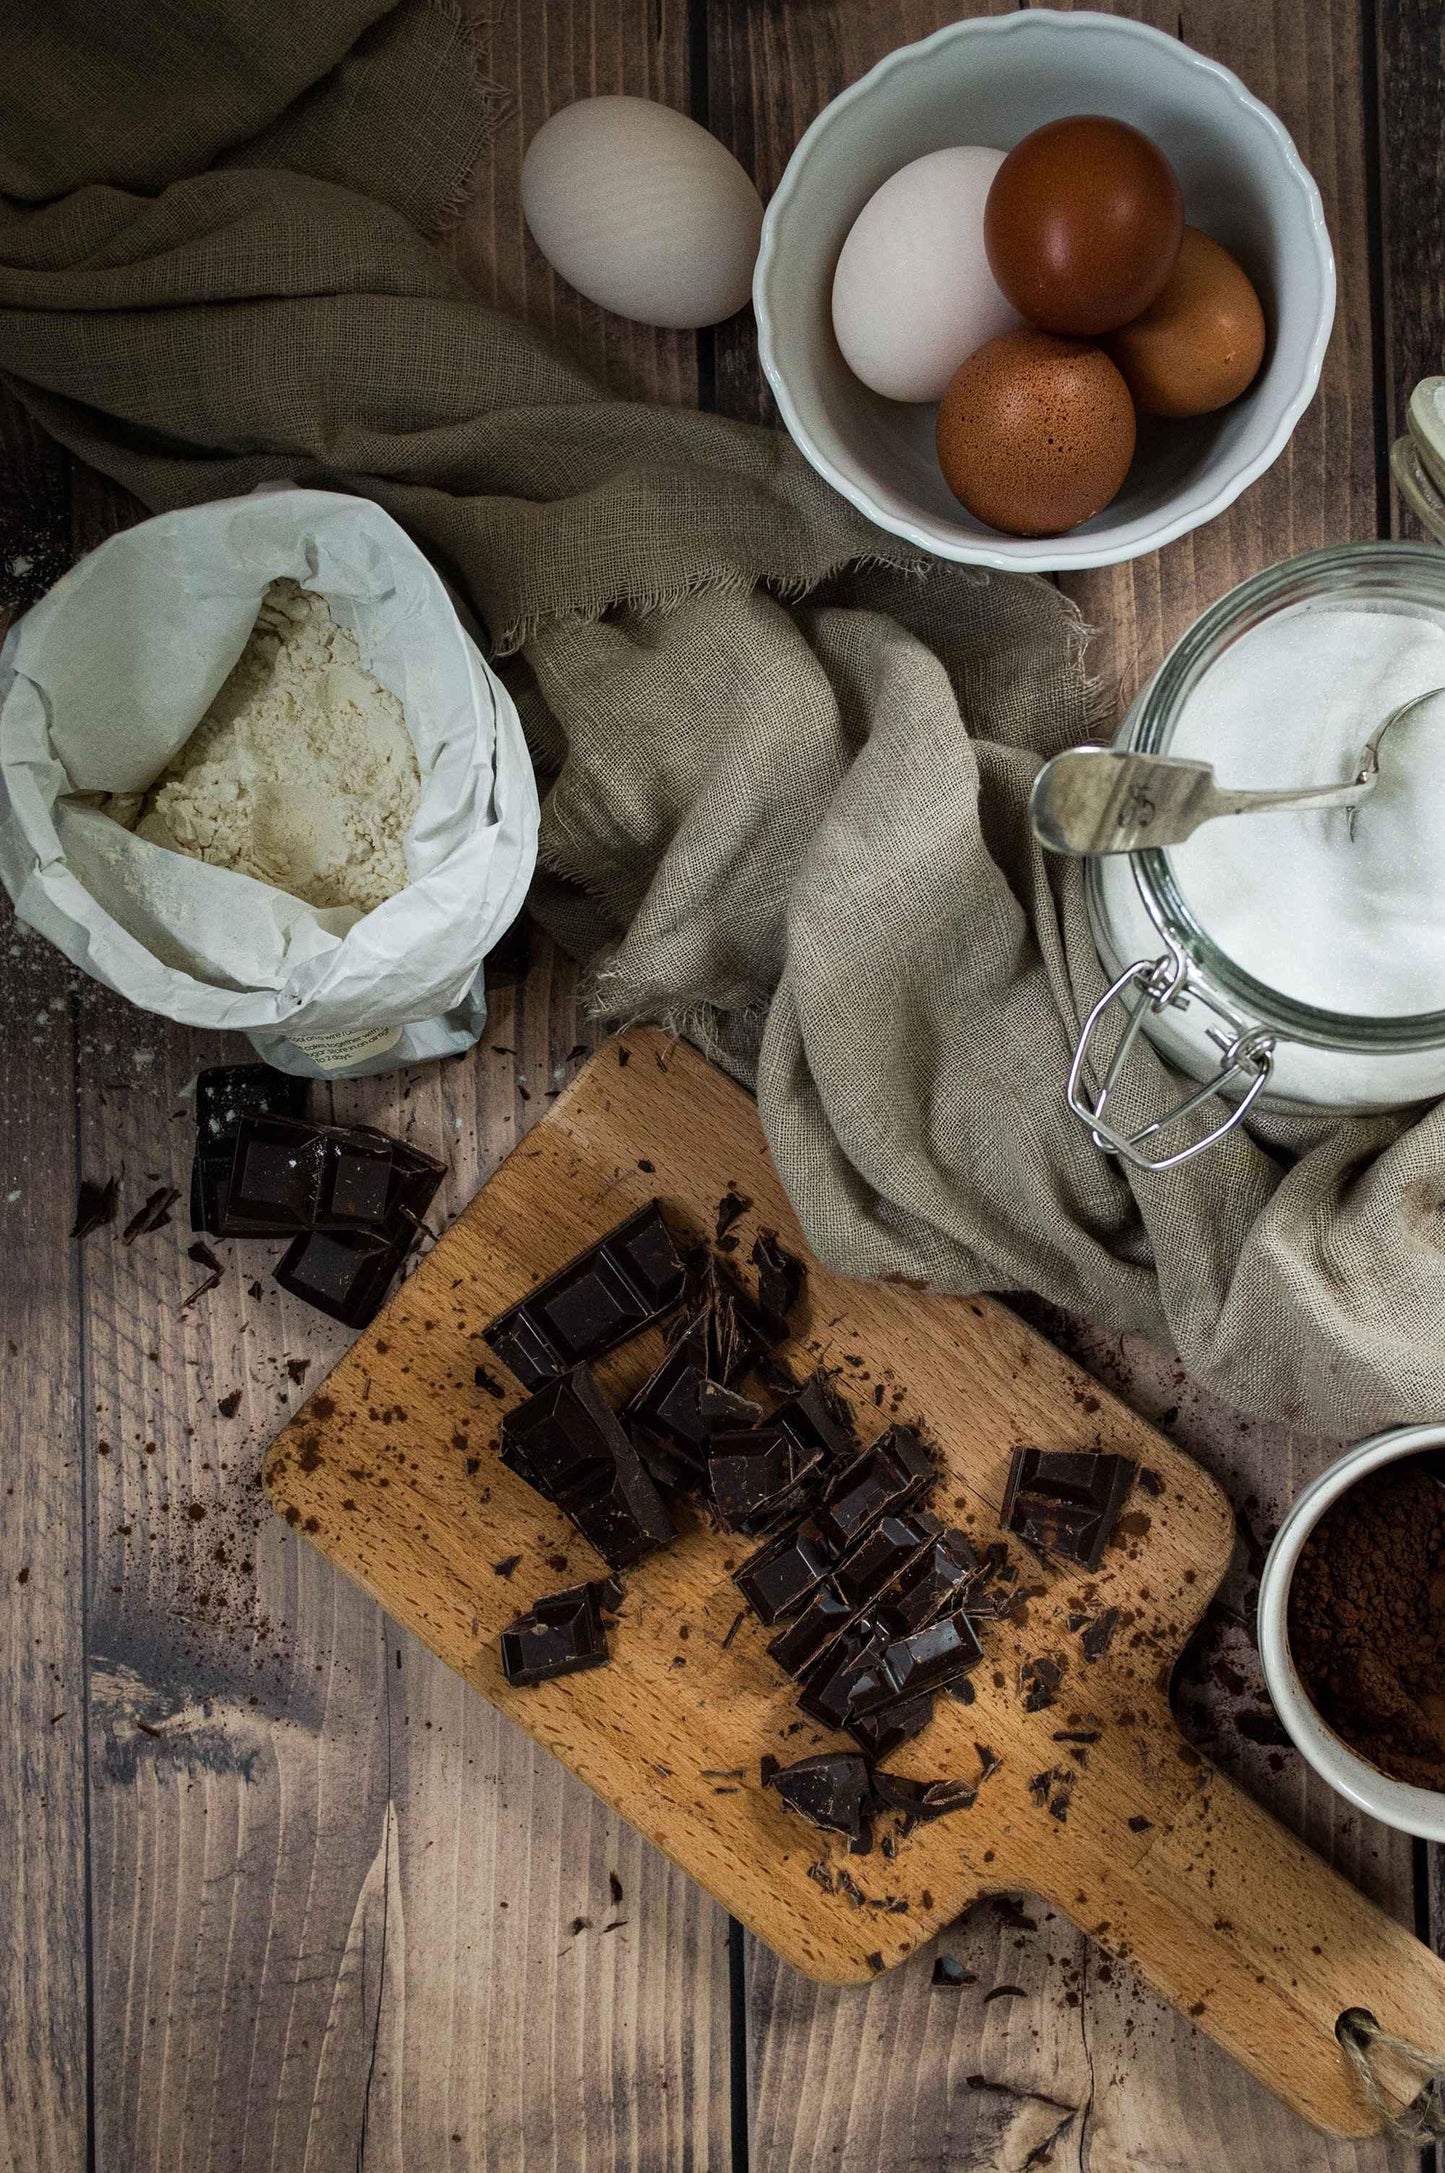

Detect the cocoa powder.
xmin=1288 ymin=1456 xmax=1445 ymax=1789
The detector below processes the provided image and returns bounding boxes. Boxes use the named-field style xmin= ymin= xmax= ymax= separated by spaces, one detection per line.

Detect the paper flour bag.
xmin=0 ymin=488 xmax=538 ymax=1075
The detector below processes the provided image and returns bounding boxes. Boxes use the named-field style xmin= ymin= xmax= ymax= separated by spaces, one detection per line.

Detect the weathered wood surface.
xmin=0 ymin=0 xmax=1440 ymax=2165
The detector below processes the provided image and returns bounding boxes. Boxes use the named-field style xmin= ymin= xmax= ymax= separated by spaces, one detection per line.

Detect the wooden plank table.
xmin=0 ymin=2 xmax=1441 ymax=2165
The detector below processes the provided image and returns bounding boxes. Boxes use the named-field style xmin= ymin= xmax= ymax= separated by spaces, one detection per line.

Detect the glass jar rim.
xmin=1125 ymin=540 xmax=1445 ymax=1053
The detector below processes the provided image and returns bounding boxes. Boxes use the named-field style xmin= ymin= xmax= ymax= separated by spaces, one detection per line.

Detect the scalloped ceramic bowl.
xmin=754 ymin=10 xmax=1335 ymax=572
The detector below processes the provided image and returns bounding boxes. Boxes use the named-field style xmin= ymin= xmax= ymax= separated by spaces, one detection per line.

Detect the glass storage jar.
xmin=1078 ymin=542 xmax=1445 ymax=1169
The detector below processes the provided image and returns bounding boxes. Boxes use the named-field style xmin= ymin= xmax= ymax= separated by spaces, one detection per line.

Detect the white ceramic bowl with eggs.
xmin=754 ymin=10 xmax=1336 ymax=572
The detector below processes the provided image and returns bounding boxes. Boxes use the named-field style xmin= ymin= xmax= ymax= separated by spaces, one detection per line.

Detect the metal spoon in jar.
xmin=1028 ymin=686 xmax=1445 ymax=857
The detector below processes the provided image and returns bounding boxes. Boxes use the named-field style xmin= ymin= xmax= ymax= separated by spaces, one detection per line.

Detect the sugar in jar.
xmin=1077 ymin=545 xmax=1445 ymax=1168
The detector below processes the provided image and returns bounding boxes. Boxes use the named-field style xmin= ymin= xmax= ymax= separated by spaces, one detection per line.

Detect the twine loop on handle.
xmin=1338 ymin=2008 xmax=1445 ymax=2141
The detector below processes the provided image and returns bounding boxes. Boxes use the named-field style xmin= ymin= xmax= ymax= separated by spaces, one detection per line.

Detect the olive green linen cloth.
xmin=3 ymin=0 xmax=1441 ymax=1433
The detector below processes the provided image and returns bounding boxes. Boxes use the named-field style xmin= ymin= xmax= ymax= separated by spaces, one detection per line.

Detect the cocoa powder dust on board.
xmin=1288 ymin=1455 xmax=1445 ymax=1789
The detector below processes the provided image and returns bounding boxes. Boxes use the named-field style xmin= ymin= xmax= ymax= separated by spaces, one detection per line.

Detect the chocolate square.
xmin=483 ymin=1203 xmax=687 ymax=1389
xmin=226 ymin=1115 xmax=328 ymax=1232
xmin=733 ymin=1516 xmax=836 ymax=1624
xmin=500 ymin=1365 xmax=675 ymax=1569
xmin=274 ymin=1227 xmax=404 ymax=1328
xmin=708 ymin=1426 xmax=821 ymax=1535
xmin=832 ymin=1513 xmax=934 ymax=1609
xmin=766 ymin=1582 xmax=856 ymax=1678
xmin=815 ymin=1426 xmax=934 ymax=1553
xmin=876 ymin=1529 xmax=981 ymax=1635
xmin=499 ymin=1578 xmax=616 ymax=1686
xmin=846 ymin=1691 xmax=935 ymax=1761
xmin=851 ymin=1611 xmax=984 ymax=1714
xmin=1002 ymin=1448 xmax=1137 ymax=1571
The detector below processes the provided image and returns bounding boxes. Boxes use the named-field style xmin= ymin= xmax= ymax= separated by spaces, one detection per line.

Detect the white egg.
xmin=521 ymin=96 xmax=764 ymax=331
xmin=831 ymin=147 xmax=1023 ymax=403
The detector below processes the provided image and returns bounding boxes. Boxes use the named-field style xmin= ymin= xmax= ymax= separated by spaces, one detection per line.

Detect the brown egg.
xmin=984 ymin=116 xmax=1183 ymax=336
xmin=1106 ymin=227 xmax=1266 ymax=416
xmin=936 ymin=330 xmax=1136 ymax=537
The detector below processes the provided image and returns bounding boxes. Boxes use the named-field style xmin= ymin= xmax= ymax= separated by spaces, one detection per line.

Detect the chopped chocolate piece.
xmin=1080 ymin=1607 xmax=1121 ymax=1661
xmin=1019 ymin=1653 xmax=1064 ymax=1713
xmin=797 ymin=1622 xmax=887 ymax=1730
xmin=181 ymin=1241 xmax=224 ymax=1309
xmin=225 ymin=1116 xmax=328 ymax=1233
xmin=833 ymin=1514 xmax=934 ymax=1609
xmin=671 ymin=1252 xmax=778 ymax=1383
xmin=715 ymin=1188 xmax=751 ymax=1241
xmin=121 ymin=1185 xmax=180 ymax=1245
xmin=71 ymin=1176 xmax=119 ymax=1239
xmin=871 ymin=1771 xmax=978 ymax=1823
xmin=932 ymin=1956 xmax=976 ymax=1987
xmin=768 ymin=1583 xmax=857 ymax=1677
xmin=625 ymin=1333 xmax=764 ymax=1492
xmin=274 ymin=1227 xmax=407 ymax=1329
xmin=876 ymin=1529 xmax=980 ymax=1634
xmin=750 ymin=1228 xmax=805 ymax=1326
xmin=501 ymin=1366 xmax=675 ymax=1568
xmin=1001 ymin=1448 xmax=1137 ymax=1571
xmin=734 ymin=1516 xmax=836 ymax=1624
xmin=499 ymin=1578 xmax=616 ymax=1685
xmin=983 ymin=1984 xmax=1027 ymax=2003
xmin=483 ymin=1203 xmax=687 ymax=1388
xmin=196 ymin=1063 xmax=307 ymax=1146
xmin=763 ymin=1752 xmax=873 ymax=1849
xmin=816 ymin=1427 xmax=934 ymax=1552
xmin=708 ymin=1426 xmax=821 ymax=1534
xmin=1127 ymin=1815 xmax=1153 ymax=1833
xmin=1138 ymin=1466 xmax=1165 ymax=1497
xmin=846 ymin=1691 xmax=934 ymax=1760
xmin=851 ymin=1611 xmax=983 ymax=1714
xmin=772 ymin=1374 xmax=857 ymax=1470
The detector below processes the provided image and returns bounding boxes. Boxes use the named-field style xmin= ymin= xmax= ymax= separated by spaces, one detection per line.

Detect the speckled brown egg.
xmin=1106 ymin=227 xmax=1267 ymax=416
xmin=936 ymin=329 xmax=1137 ymax=537
xmin=984 ymin=116 xmax=1184 ymax=337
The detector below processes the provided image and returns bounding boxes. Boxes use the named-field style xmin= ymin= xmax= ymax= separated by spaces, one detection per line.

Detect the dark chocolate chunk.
xmin=274 ymin=1226 xmax=406 ymax=1329
xmin=851 ymin=1611 xmax=983 ymax=1714
xmin=121 ymin=1185 xmax=180 ymax=1245
xmin=767 ymin=1583 xmax=857 ymax=1677
xmin=846 ymin=1691 xmax=934 ymax=1760
xmin=1001 ymin=1448 xmax=1137 ymax=1570
xmin=71 ymin=1175 xmax=119 ymax=1239
xmin=181 ymin=1241 xmax=224 ymax=1309
xmin=734 ymin=1516 xmax=836 ymax=1624
xmin=498 ymin=1577 xmax=617 ymax=1685
xmin=672 ymin=1252 xmax=777 ymax=1383
xmin=624 ymin=1332 xmax=760 ymax=1487
xmin=196 ymin=1063 xmax=306 ymax=1146
xmin=763 ymin=1751 xmax=873 ymax=1850
xmin=708 ymin=1426 xmax=820 ymax=1534
xmin=876 ymin=1529 xmax=980 ymax=1634
xmin=932 ymin=1956 xmax=976 ymax=1987
xmin=501 ymin=1366 xmax=675 ymax=1569
xmin=1019 ymin=1653 xmax=1064 ymax=1712
xmin=797 ymin=1622 xmax=887 ymax=1730
xmin=771 ymin=1374 xmax=858 ymax=1472
xmin=1080 ymin=1607 xmax=1121 ymax=1661
xmin=224 ymin=1115 xmax=328 ymax=1232
xmin=483 ymin=1203 xmax=687 ymax=1389
xmin=871 ymin=1771 xmax=979 ymax=1823
xmin=816 ymin=1427 xmax=934 ymax=1552
xmin=750 ymin=1228 xmax=805 ymax=1326
xmin=832 ymin=1514 xmax=933 ymax=1609
xmin=715 ymin=1187 xmax=751 ymax=1240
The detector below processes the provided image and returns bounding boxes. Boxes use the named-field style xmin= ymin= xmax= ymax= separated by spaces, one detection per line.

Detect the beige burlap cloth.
xmin=4 ymin=0 xmax=1442 ymax=1433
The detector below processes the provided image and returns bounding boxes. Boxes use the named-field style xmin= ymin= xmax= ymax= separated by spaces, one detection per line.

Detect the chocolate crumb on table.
xmin=70 ymin=1175 xmax=119 ymax=1239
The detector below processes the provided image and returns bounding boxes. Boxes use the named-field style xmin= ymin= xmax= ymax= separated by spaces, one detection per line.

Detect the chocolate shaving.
xmin=715 ymin=1187 xmax=751 ymax=1240
xmin=122 ymin=1185 xmax=180 ymax=1245
xmin=1080 ymin=1607 xmax=1120 ymax=1661
xmin=180 ymin=1240 xmax=224 ymax=1309
xmin=71 ymin=1176 xmax=119 ymax=1239
xmin=751 ymin=1228 xmax=805 ymax=1324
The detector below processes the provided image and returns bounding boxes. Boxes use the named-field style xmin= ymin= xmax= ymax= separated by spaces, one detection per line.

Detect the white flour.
xmin=1166 ymin=600 xmax=1445 ymax=1017
xmin=120 ymin=579 xmax=420 ymax=913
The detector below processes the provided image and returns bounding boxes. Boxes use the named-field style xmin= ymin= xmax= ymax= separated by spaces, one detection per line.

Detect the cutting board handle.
xmin=1038 ymin=1763 xmax=1445 ymax=2138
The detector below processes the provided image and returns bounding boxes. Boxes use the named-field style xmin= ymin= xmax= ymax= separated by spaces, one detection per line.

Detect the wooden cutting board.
xmin=265 ymin=1029 xmax=1445 ymax=2137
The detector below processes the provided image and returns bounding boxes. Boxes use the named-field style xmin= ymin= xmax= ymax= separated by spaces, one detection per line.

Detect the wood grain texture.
xmin=265 ymin=1029 xmax=1445 ymax=2138
xmin=0 ymin=392 xmax=88 ymax=2173
xmin=699 ymin=3 xmax=1414 ymax=2168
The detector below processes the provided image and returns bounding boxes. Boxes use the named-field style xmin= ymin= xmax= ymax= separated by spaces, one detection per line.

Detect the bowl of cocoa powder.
xmin=1259 ymin=1424 xmax=1445 ymax=1838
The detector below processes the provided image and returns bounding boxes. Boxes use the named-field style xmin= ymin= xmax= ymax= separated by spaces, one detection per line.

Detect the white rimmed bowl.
xmin=754 ymin=10 xmax=1336 ymax=572
xmin=1258 ymin=1423 xmax=1445 ymax=1842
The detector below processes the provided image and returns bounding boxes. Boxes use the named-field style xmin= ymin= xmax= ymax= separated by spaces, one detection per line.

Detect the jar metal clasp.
xmin=1068 ymin=943 xmax=1276 ymax=1172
